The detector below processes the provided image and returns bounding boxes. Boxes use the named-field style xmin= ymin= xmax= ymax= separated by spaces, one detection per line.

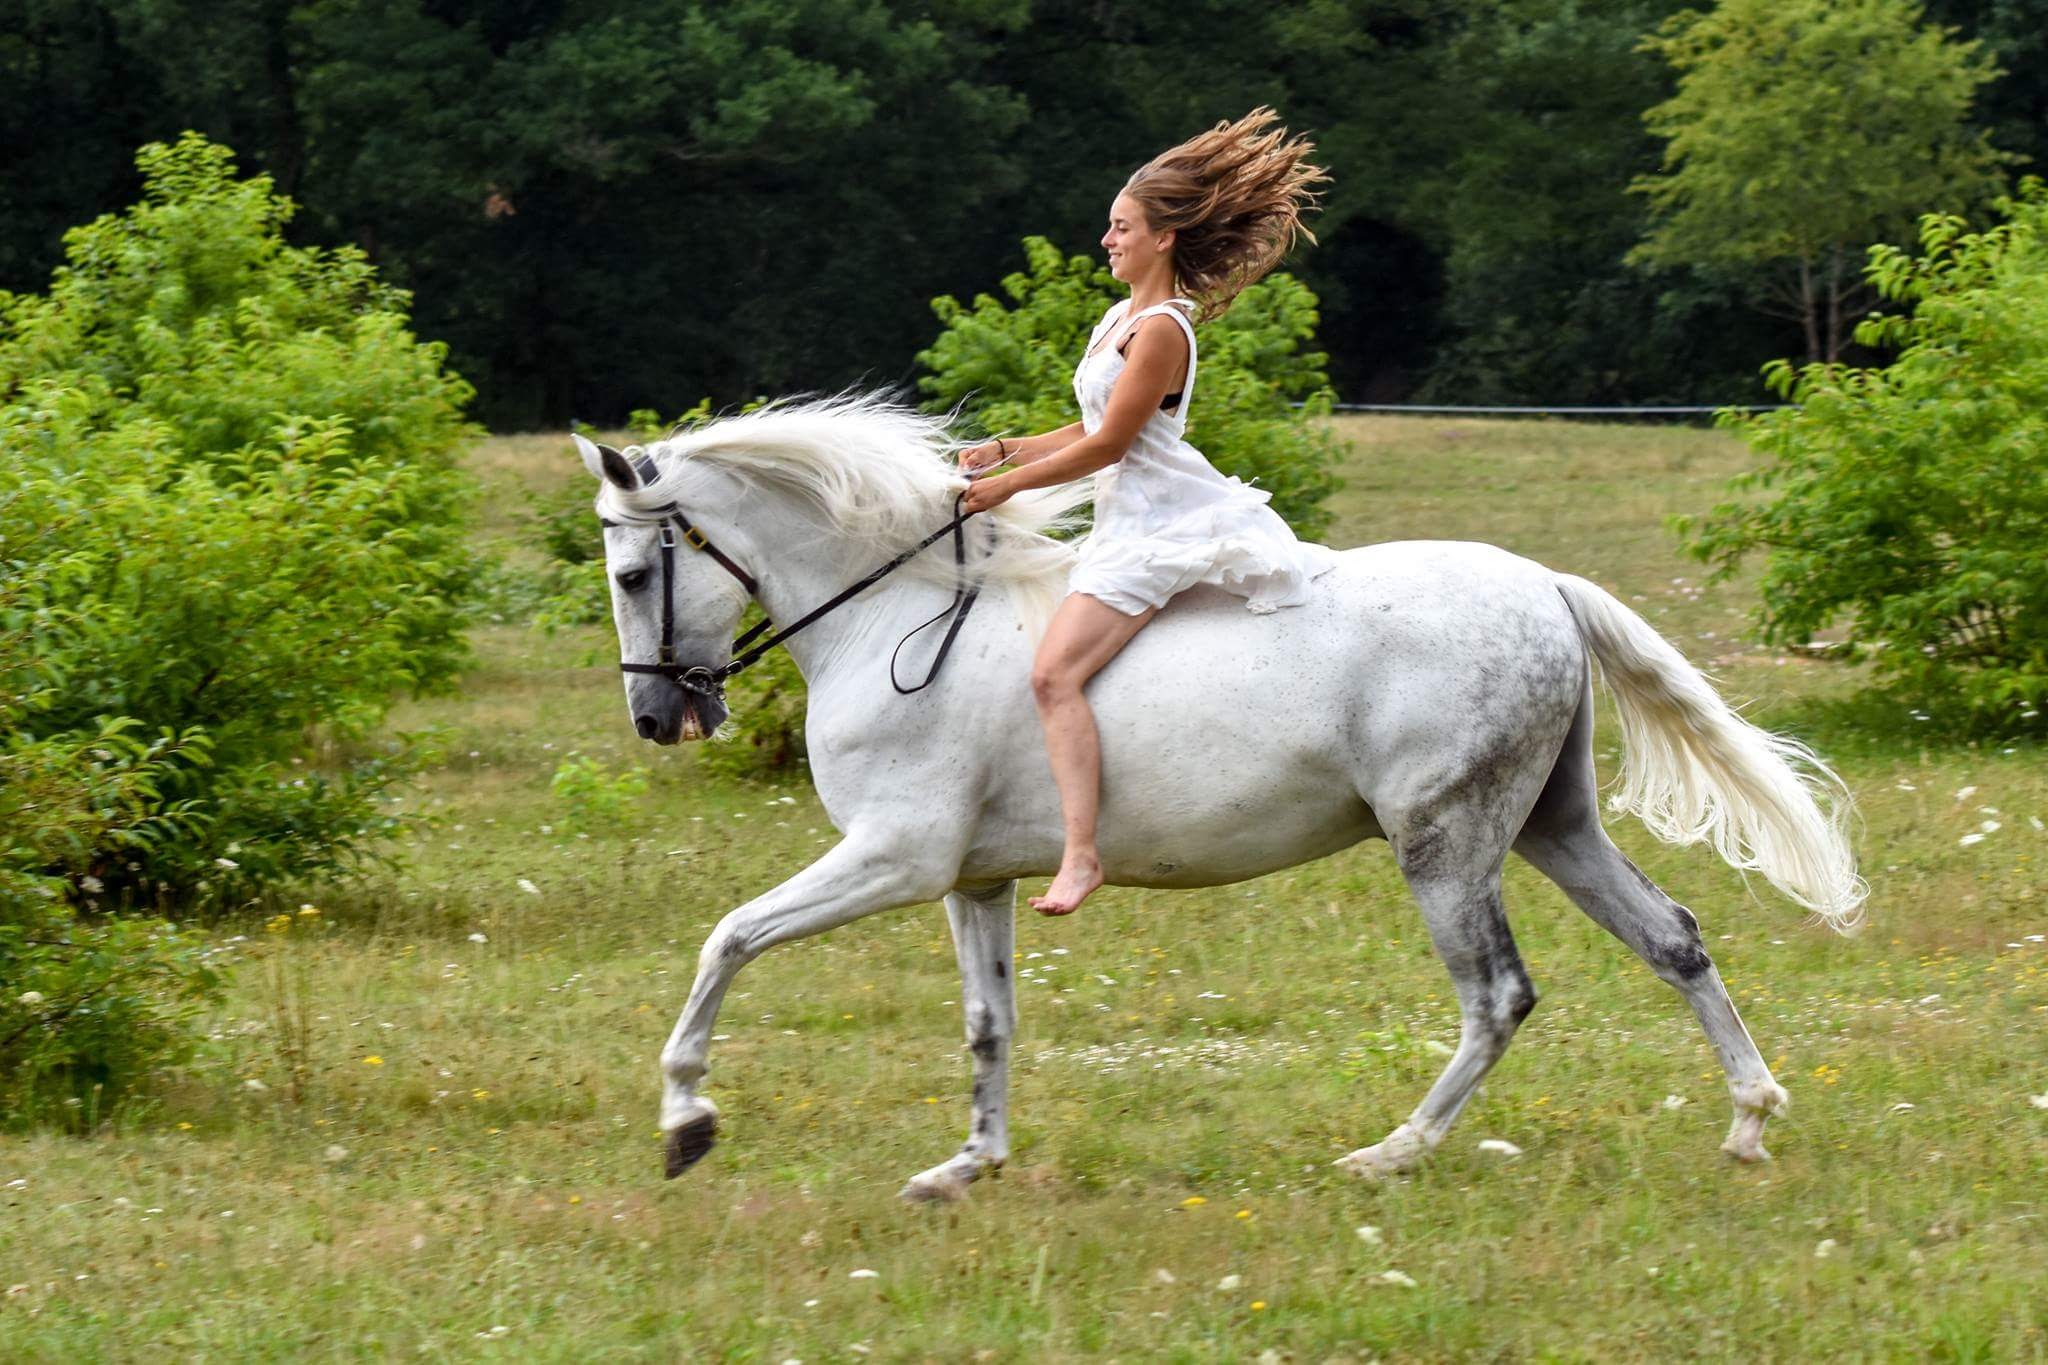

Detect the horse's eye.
xmin=616 ymin=568 xmax=650 ymax=593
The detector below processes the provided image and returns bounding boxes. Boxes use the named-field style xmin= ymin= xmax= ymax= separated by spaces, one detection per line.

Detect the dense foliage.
xmin=10 ymin=0 xmax=2045 ymax=423
xmin=1689 ymin=182 xmax=2048 ymax=728
xmin=1630 ymin=0 xmax=2013 ymax=362
xmin=0 ymin=135 xmax=475 ymax=1114
xmin=919 ymin=237 xmax=1344 ymax=539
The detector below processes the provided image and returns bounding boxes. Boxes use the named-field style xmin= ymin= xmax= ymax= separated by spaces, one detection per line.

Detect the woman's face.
xmin=1102 ymin=192 xmax=1171 ymax=285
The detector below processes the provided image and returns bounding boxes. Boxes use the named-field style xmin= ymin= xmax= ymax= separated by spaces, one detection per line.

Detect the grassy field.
xmin=4 ymin=418 xmax=2044 ymax=1361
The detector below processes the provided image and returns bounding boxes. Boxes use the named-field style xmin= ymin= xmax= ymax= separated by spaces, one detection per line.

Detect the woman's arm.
xmin=963 ymin=319 xmax=1185 ymax=511
xmin=959 ymin=420 xmax=1085 ymax=471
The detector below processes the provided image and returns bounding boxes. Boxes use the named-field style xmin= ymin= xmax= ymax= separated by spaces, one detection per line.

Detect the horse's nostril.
xmin=634 ymin=714 xmax=659 ymax=739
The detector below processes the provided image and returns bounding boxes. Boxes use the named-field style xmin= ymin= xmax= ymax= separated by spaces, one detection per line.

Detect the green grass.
xmin=4 ymin=419 xmax=2045 ymax=1361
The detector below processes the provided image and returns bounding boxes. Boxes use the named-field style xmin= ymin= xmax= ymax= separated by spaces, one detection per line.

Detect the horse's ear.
xmin=573 ymin=432 xmax=639 ymax=489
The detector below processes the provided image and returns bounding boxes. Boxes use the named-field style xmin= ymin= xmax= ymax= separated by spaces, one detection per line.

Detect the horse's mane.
xmin=596 ymin=392 xmax=1091 ymax=641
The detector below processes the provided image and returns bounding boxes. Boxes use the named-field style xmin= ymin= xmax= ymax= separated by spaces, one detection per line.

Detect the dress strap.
xmin=1128 ymin=299 xmax=1198 ymax=418
xmin=1086 ymin=299 xmax=1132 ymax=354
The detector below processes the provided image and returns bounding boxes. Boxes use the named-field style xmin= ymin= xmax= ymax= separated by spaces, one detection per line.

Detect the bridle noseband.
xmin=607 ymin=449 xmax=988 ymax=704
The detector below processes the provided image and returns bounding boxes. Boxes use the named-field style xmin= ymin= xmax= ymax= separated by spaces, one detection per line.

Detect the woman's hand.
xmin=960 ymin=471 xmax=1016 ymax=515
xmin=956 ymin=438 xmax=1010 ymax=473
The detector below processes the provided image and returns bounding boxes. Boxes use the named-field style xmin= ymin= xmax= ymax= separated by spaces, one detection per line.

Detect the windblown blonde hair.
xmin=1124 ymin=107 xmax=1328 ymax=322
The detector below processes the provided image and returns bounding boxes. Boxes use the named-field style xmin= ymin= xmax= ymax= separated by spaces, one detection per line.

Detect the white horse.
xmin=571 ymin=395 xmax=1865 ymax=1200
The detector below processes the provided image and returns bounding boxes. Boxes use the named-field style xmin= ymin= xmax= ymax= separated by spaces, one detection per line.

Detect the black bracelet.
xmin=995 ymin=437 xmax=1010 ymax=462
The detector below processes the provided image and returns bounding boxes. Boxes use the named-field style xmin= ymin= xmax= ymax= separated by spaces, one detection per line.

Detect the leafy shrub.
xmin=917 ymin=236 xmax=1344 ymax=538
xmin=549 ymin=754 xmax=651 ymax=831
xmin=0 ymin=131 xmax=476 ymax=920
xmin=1688 ymin=181 xmax=2048 ymax=729
xmin=693 ymin=621 xmax=810 ymax=783
xmin=0 ymin=704 xmax=223 ymax=1123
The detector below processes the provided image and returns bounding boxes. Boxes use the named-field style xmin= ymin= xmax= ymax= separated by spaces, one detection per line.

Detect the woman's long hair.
xmin=1123 ymin=107 xmax=1328 ymax=322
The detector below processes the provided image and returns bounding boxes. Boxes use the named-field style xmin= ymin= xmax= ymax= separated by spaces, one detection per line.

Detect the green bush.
xmin=549 ymin=753 xmax=651 ymax=831
xmin=0 ymin=700 xmax=222 ymax=1122
xmin=693 ymin=622 xmax=810 ymax=783
xmin=0 ymin=132 xmax=475 ymax=1114
xmin=1688 ymin=181 xmax=2048 ymax=729
xmin=0 ymin=132 xmax=475 ymax=923
xmin=916 ymin=236 xmax=1344 ymax=539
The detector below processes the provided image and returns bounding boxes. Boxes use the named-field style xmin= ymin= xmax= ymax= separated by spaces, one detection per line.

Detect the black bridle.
xmin=608 ymin=455 xmax=988 ymax=704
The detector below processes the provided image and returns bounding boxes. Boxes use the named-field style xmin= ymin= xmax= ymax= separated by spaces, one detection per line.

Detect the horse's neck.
xmin=743 ymin=503 xmax=959 ymax=686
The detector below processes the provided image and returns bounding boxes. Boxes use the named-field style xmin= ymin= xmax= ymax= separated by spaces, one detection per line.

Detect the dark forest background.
xmin=7 ymin=0 xmax=2045 ymax=429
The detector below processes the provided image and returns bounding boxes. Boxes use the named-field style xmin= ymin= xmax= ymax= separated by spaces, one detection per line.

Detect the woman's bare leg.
xmin=1028 ymin=593 xmax=1158 ymax=915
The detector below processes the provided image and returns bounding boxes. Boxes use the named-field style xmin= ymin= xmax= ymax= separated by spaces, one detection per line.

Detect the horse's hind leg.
xmin=1514 ymin=683 xmax=1789 ymax=1162
xmin=1337 ymin=839 xmax=1536 ymax=1178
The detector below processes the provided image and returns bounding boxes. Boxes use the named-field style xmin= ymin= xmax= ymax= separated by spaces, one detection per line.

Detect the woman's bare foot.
xmin=1029 ymin=853 xmax=1104 ymax=916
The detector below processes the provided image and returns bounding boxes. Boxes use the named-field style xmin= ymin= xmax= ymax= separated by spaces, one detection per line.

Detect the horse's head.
xmin=575 ymin=433 xmax=753 ymax=745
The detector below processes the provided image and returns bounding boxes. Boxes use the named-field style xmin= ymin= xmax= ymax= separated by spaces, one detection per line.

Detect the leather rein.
xmin=607 ymin=451 xmax=988 ymax=703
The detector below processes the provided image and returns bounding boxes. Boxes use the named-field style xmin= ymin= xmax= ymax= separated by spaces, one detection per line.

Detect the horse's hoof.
xmin=664 ymin=1111 xmax=718 ymax=1178
xmin=1335 ymin=1125 xmax=1428 ymax=1179
xmin=1720 ymin=1133 xmax=1772 ymax=1164
xmin=899 ymin=1172 xmax=970 ymax=1204
xmin=1333 ymin=1148 xmax=1398 ymax=1180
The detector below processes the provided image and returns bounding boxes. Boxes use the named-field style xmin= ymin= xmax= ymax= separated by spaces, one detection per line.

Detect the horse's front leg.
xmin=659 ymin=835 xmax=954 ymax=1178
xmin=901 ymin=880 xmax=1018 ymax=1203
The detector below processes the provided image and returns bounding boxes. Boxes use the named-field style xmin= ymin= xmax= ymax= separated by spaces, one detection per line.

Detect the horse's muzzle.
xmin=628 ymin=677 xmax=725 ymax=745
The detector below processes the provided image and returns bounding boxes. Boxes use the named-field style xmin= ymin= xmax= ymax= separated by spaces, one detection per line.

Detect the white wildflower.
xmin=1215 ymin=1274 xmax=1243 ymax=1292
xmin=1373 ymin=1269 xmax=1418 ymax=1288
xmin=1424 ymin=1040 xmax=1456 ymax=1057
xmin=16 ymin=992 xmax=43 ymax=1007
xmin=1355 ymin=1225 xmax=1383 ymax=1245
xmin=241 ymin=1078 xmax=267 ymax=1093
xmin=468 ymin=932 xmax=488 ymax=944
xmin=2029 ymin=1094 xmax=2048 ymax=1111
xmin=322 ymin=1145 xmax=348 ymax=1162
xmin=1152 ymin=1268 xmax=1176 ymax=1285
xmin=1661 ymin=1094 xmax=1687 ymax=1110
xmin=516 ymin=879 xmax=541 ymax=896
xmin=214 ymin=858 xmax=239 ymax=870
xmin=1814 ymin=1238 xmax=1838 ymax=1259
xmin=1477 ymin=1138 xmax=1523 ymax=1158
xmin=847 ymin=1268 xmax=879 ymax=1280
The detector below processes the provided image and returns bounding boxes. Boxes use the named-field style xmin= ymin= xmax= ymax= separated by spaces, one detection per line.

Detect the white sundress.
xmin=1067 ymin=297 xmax=1340 ymax=616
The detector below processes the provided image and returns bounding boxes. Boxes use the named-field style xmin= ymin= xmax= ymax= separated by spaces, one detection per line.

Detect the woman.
xmin=958 ymin=108 xmax=1339 ymax=917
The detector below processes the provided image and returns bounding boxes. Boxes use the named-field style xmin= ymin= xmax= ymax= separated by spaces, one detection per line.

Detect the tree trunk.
xmin=1824 ymin=247 xmax=1843 ymax=363
xmin=262 ymin=0 xmax=305 ymax=196
xmin=1798 ymin=257 xmax=1821 ymax=363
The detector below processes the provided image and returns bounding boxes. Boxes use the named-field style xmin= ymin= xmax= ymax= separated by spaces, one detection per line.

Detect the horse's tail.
xmin=1553 ymin=573 xmax=1867 ymax=933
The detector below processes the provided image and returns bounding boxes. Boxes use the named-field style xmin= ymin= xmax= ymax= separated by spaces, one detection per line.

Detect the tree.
xmin=1404 ymin=0 xmax=1788 ymax=405
xmin=1686 ymin=181 xmax=2048 ymax=727
xmin=1629 ymin=0 xmax=2014 ymax=362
